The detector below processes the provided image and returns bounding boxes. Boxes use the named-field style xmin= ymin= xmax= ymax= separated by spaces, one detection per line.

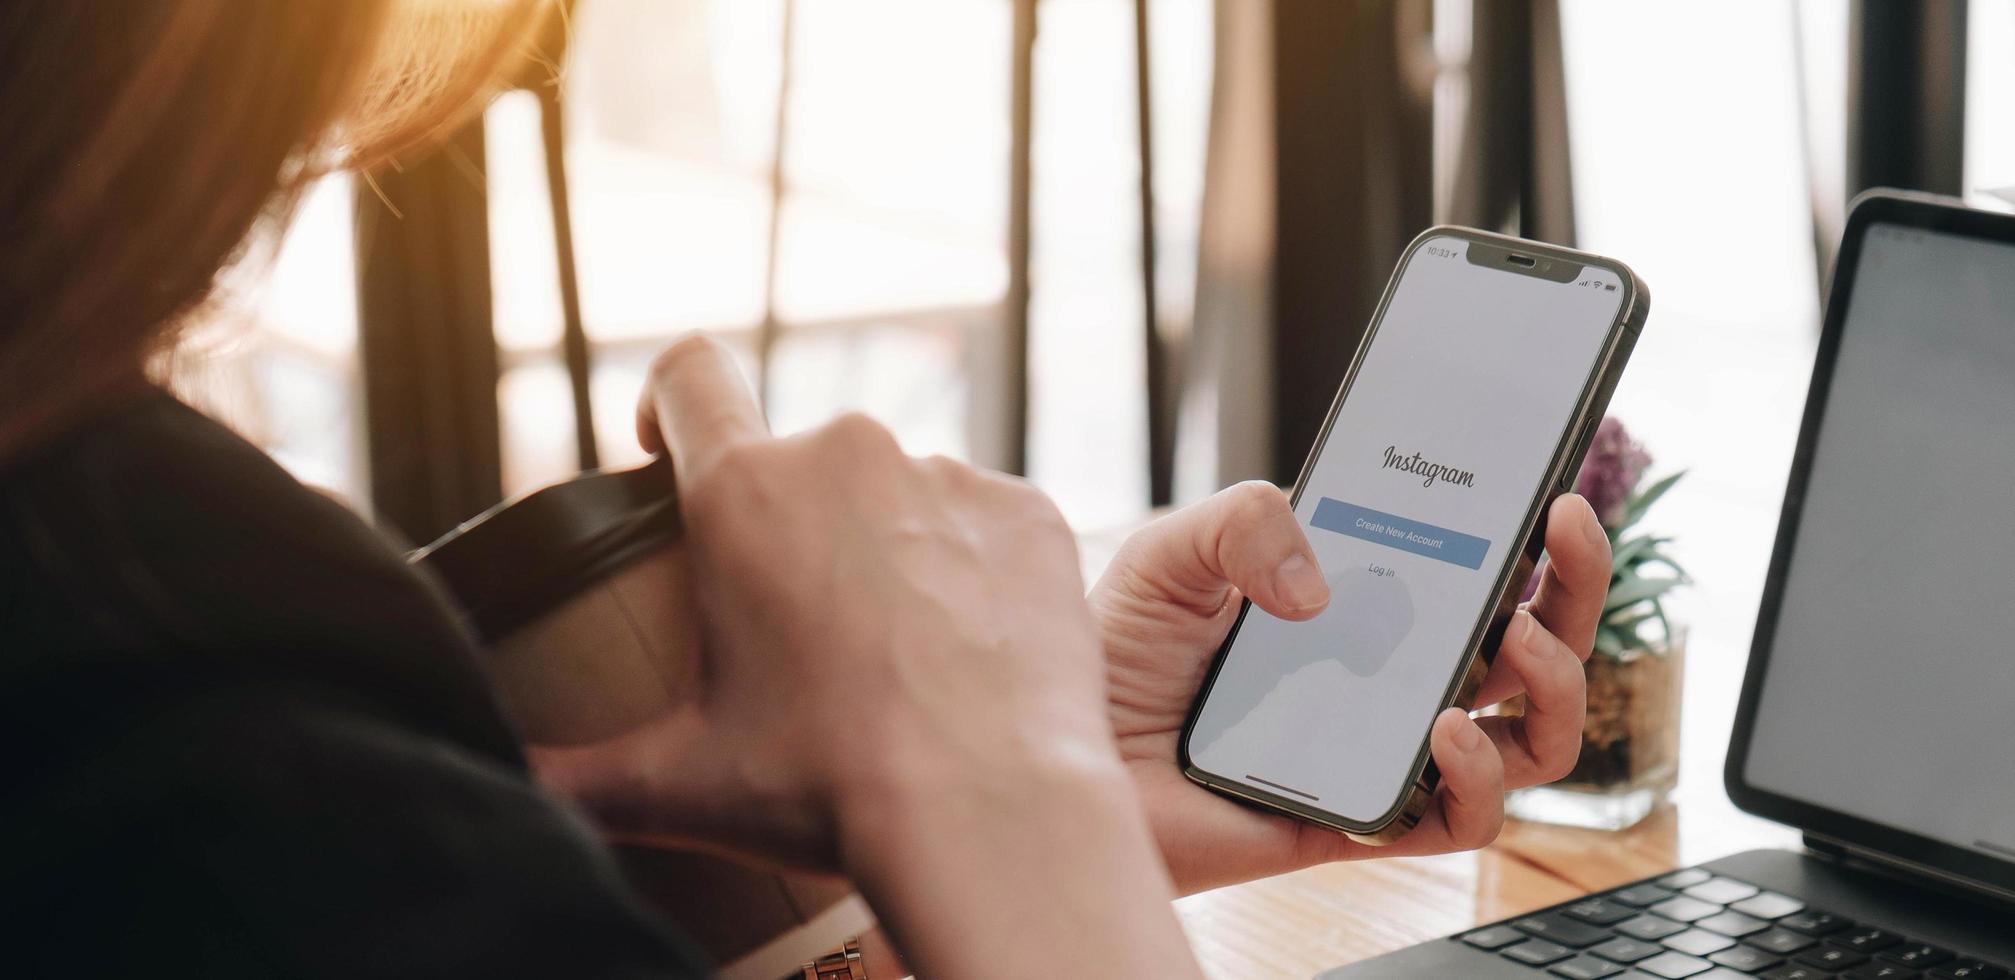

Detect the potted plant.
xmin=1505 ymin=417 xmax=1688 ymax=831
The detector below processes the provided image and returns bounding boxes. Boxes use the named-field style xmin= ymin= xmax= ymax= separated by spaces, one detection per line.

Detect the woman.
xmin=0 ymin=3 xmax=1607 ymax=976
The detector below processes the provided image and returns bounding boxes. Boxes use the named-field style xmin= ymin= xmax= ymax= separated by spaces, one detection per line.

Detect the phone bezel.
xmin=1177 ymin=225 xmax=1648 ymax=837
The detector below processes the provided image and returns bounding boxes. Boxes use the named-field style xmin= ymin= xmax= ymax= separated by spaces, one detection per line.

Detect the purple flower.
xmin=1518 ymin=416 xmax=1652 ymax=603
xmin=1574 ymin=416 xmax=1651 ymax=529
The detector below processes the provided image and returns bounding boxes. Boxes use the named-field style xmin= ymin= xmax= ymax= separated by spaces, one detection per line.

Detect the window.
xmin=1559 ymin=0 xmax=1834 ymax=822
xmin=183 ymin=173 xmax=365 ymax=507
xmin=488 ymin=0 xmax=1212 ymax=527
xmin=1966 ymin=0 xmax=2015 ymax=208
xmin=194 ymin=0 xmax=1212 ymax=529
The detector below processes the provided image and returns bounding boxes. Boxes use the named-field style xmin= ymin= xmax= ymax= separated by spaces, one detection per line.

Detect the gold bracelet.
xmin=799 ymin=937 xmax=866 ymax=980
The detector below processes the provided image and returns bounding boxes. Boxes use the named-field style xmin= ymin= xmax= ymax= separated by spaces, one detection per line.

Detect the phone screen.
xmin=1186 ymin=234 xmax=1628 ymax=825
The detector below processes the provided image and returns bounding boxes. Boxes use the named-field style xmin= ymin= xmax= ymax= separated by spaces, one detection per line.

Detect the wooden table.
xmin=1073 ymin=522 xmax=1804 ymax=979
xmin=1173 ymin=801 xmax=1797 ymax=978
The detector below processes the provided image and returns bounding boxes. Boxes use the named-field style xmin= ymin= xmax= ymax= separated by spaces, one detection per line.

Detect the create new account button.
xmin=1310 ymin=498 xmax=1491 ymax=570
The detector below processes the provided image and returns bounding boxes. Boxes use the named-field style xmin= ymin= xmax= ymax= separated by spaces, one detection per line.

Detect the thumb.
xmin=1103 ymin=481 xmax=1329 ymax=620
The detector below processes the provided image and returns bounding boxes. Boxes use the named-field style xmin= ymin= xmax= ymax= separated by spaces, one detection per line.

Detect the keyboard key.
xmin=1695 ymin=971 xmax=1756 ymax=980
xmin=1762 ymin=967 xmax=1834 ymax=980
xmin=1551 ymin=955 xmax=1627 ymax=979
xmin=1731 ymin=892 xmax=1807 ymax=919
xmin=1711 ymin=945 xmax=1785 ymax=972
xmin=1844 ymin=965 xmax=1922 ymax=979
xmin=1637 ymin=951 xmax=1716 ymax=978
xmin=1518 ymin=913 xmax=1616 ymax=948
xmin=1506 ymin=940 xmax=1576 ymax=967
xmin=1664 ymin=930 xmax=1737 ymax=957
xmin=1749 ymin=929 xmax=1819 ymax=955
xmin=1698 ymin=910 xmax=1772 ymax=938
xmin=1461 ymin=925 xmax=1528 ymax=951
xmin=1931 ymin=964 xmax=2010 ymax=980
xmin=1613 ymin=884 xmax=1679 ymax=908
xmin=1883 ymin=945 xmax=1956 ymax=969
xmin=1801 ymin=945 xmax=1871 ymax=969
xmin=1658 ymin=869 xmax=1714 ymax=889
xmin=1592 ymin=938 xmax=1666 ymax=964
xmin=1684 ymin=878 xmax=1762 ymax=905
xmin=1781 ymin=911 xmax=1855 ymax=936
xmin=1833 ymin=928 xmax=1906 ymax=953
xmin=1650 ymin=897 xmax=1725 ymax=923
xmin=1618 ymin=915 xmax=1691 ymax=941
xmin=1570 ymin=898 xmax=1645 ymax=926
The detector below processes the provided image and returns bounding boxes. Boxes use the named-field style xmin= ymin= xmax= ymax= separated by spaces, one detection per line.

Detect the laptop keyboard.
xmin=1458 ymin=867 xmax=2011 ymax=980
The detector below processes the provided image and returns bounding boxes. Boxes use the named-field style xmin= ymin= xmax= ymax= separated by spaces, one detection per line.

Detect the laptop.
xmin=1319 ymin=191 xmax=2015 ymax=979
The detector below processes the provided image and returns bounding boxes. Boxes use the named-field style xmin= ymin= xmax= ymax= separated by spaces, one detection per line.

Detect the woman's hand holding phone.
xmin=1090 ymin=482 xmax=1608 ymax=894
xmin=525 ymin=330 xmax=1599 ymax=970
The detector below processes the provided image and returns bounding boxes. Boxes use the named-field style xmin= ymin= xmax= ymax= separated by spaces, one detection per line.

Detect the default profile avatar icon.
xmin=1191 ymin=564 xmax=1416 ymax=759
xmin=1329 ymin=564 xmax=1418 ymax=677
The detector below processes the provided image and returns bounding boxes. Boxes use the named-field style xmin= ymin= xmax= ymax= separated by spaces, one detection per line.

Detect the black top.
xmin=0 ymin=393 xmax=705 ymax=977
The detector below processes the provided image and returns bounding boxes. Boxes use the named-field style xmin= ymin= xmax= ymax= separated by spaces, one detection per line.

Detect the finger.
xmin=1470 ymin=646 xmax=1527 ymax=709
xmin=1313 ymin=709 xmax=1508 ymax=861
xmin=1416 ymin=708 xmax=1507 ymax=851
xmin=1524 ymin=494 xmax=1610 ymax=661
xmin=1475 ymin=610 xmax=1587 ymax=788
xmin=1470 ymin=606 xmax=1551 ymax=707
xmin=635 ymin=333 xmax=769 ymax=480
xmin=1106 ymin=481 xmax=1328 ymax=620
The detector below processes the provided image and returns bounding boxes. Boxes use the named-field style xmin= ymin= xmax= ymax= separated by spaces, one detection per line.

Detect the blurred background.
xmin=183 ymin=0 xmax=2003 ymax=822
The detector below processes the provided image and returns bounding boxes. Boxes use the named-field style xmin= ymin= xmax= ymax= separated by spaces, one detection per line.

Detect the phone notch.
xmin=1465 ymin=240 xmax=1580 ymax=283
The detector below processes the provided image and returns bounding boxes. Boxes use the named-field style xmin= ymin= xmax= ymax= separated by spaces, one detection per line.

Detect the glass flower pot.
xmin=1505 ymin=627 xmax=1685 ymax=831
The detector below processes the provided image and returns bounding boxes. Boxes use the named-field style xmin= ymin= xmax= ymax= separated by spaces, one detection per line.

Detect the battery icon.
xmin=1604 ymin=283 xmax=1616 ymax=291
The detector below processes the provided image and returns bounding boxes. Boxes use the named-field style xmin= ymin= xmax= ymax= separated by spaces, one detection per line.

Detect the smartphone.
xmin=1179 ymin=227 xmax=1649 ymax=843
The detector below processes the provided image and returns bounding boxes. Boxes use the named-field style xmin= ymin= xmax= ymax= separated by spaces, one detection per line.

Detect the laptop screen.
xmin=1739 ymin=213 xmax=2015 ymax=872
